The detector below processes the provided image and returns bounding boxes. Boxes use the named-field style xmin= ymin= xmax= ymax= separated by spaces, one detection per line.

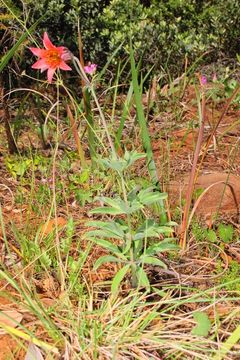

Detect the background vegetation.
xmin=2 ymin=0 xmax=240 ymax=77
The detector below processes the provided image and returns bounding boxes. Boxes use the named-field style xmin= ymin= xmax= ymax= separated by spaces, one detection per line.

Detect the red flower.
xmin=30 ymin=32 xmax=72 ymax=83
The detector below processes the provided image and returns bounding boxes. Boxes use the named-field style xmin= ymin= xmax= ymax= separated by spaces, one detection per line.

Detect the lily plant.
xmin=84 ymin=150 xmax=177 ymax=293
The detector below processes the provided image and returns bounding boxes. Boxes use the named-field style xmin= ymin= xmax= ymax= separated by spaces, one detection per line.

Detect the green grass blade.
xmin=115 ymin=82 xmax=133 ymax=150
xmin=212 ymin=324 xmax=240 ymax=360
xmin=129 ymin=41 xmax=167 ymax=223
xmin=0 ymin=16 xmax=44 ymax=73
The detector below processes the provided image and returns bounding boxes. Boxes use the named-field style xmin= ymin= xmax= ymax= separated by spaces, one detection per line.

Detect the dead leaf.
xmin=0 ymin=310 xmax=23 ymax=334
xmin=39 ymin=217 xmax=67 ymax=237
xmin=207 ymin=305 xmax=240 ymax=319
xmin=25 ymin=343 xmax=44 ymax=360
xmin=39 ymin=297 xmax=56 ymax=308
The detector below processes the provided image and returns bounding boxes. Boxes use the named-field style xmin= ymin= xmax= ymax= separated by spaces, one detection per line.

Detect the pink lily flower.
xmin=30 ymin=32 xmax=72 ymax=83
xmin=84 ymin=63 xmax=97 ymax=75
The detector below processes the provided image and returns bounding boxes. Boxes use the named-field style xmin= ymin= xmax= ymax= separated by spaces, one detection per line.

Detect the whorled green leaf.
xmin=95 ymin=196 xmax=127 ymax=211
xmin=139 ymin=256 xmax=167 ymax=268
xmin=138 ymin=189 xmax=168 ymax=206
xmin=99 ymin=157 xmax=126 ymax=172
xmin=86 ymin=220 xmax=127 ymax=238
xmin=93 ymin=255 xmax=122 ymax=271
xmin=127 ymin=200 xmax=144 ymax=214
xmin=99 ymin=151 xmax=146 ymax=172
xmin=145 ymin=239 xmax=178 ymax=256
xmin=85 ymin=229 xmax=123 ymax=240
xmin=89 ymin=207 xmax=124 ymax=215
xmin=111 ymin=264 xmax=130 ymax=294
xmin=129 ymin=43 xmax=167 ymax=223
xmin=136 ymin=267 xmax=150 ymax=289
xmin=134 ymin=224 xmax=173 ymax=241
xmin=84 ymin=237 xmax=124 ymax=257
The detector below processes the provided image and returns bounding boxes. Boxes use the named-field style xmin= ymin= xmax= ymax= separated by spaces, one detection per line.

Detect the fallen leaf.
xmin=25 ymin=343 xmax=44 ymax=360
xmin=0 ymin=310 xmax=23 ymax=334
xmin=39 ymin=217 xmax=67 ymax=237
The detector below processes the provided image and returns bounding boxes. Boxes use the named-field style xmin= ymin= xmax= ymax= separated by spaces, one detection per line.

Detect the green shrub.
xmin=3 ymin=0 xmax=240 ymax=77
xmin=100 ymin=0 xmax=240 ymax=74
xmin=25 ymin=0 xmax=110 ymax=63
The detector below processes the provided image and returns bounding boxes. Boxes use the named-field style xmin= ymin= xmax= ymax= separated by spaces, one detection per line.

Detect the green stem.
xmin=84 ymin=88 xmax=96 ymax=162
xmin=120 ymin=175 xmax=137 ymax=287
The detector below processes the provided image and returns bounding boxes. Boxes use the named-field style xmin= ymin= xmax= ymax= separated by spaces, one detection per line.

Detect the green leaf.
xmin=99 ymin=157 xmax=125 ymax=172
xmin=0 ymin=16 xmax=45 ymax=73
xmin=134 ymin=221 xmax=173 ymax=240
xmin=124 ymin=150 xmax=146 ymax=169
xmin=99 ymin=151 xmax=146 ymax=172
xmin=141 ymin=193 xmax=168 ymax=206
xmin=212 ymin=323 xmax=240 ymax=360
xmin=86 ymin=221 xmax=127 ymax=238
xmin=218 ymin=224 xmax=233 ymax=243
xmin=138 ymin=188 xmax=168 ymax=206
xmin=127 ymin=200 xmax=144 ymax=214
xmin=111 ymin=264 xmax=130 ymax=294
xmin=85 ymin=229 xmax=123 ymax=240
xmin=207 ymin=229 xmax=217 ymax=242
xmin=191 ymin=311 xmax=211 ymax=337
xmin=145 ymin=240 xmax=178 ymax=256
xmin=136 ymin=267 xmax=150 ymax=289
xmin=89 ymin=207 xmax=124 ymax=215
xmin=93 ymin=255 xmax=122 ymax=270
xmin=140 ymin=256 xmax=167 ymax=268
xmin=96 ymin=196 xmax=126 ymax=210
xmin=85 ymin=237 xmax=124 ymax=256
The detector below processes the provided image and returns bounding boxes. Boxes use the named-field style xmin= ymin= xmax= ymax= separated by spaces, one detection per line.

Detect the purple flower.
xmin=84 ymin=63 xmax=97 ymax=75
xmin=200 ymin=75 xmax=207 ymax=86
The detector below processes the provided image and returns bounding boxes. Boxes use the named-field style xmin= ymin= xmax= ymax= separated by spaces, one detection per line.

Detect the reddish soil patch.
xmin=150 ymin=86 xmax=240 ymax=221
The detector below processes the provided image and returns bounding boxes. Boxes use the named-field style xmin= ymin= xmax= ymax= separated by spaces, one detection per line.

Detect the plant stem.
xmin=77 ymin=22 xmax=96 ymax=163
xmin=66 ymin=104 xmax=87 ymax=168
xmin=180 ymin=82 xmax=206 ymax=250
xmin=90 ymin=88 xmax=117 ymax=158
xmin=120 ymin=174 xmax=137 ymax=287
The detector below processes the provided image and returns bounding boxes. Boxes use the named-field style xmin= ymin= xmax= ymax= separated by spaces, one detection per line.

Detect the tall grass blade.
xmin=212 ymin=324 xmax=240 ymax=360
xmin=115 ymin=82 xmax=133 ymax=150
xmin=129 ymin=42 xmax=167 ymax=223
xmin=0 ymin=16 xmax=44 ymax=73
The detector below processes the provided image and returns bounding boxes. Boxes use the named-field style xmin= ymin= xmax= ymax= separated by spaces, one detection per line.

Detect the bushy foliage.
xmin=100 ymin=0 xmax=240 ymax=73
xmin=5 ymin=0 xmax=240 ymax=75
xmin=25 ymin=0 xmax=110 ymax=63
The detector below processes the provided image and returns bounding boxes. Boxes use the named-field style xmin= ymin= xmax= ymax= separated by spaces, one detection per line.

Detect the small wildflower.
xmin=200 ymin=75 xmax=207 ymax=86
xmin=84 ymin=62 xmax=97 ymax=75
xmin=30 ymin=32 xmax=72 ymax=83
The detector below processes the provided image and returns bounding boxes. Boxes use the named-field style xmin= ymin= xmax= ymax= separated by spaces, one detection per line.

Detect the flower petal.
xmin=31 ymin=59 xmax=48 ymax=71
xmin=47 ymin=68 xmax=56 ymax=83
xmin=43 ymin=32 xmax=55 ymax=50
xmin=58 ymin=61 xmax=72 ymax=71
xmin=84 ymin=63 xmax=97 ymax=75
xmin=61 ymin=49 xmax=72 ymax=62
xmin=29 ymin=47 xmax=46 ymax=57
